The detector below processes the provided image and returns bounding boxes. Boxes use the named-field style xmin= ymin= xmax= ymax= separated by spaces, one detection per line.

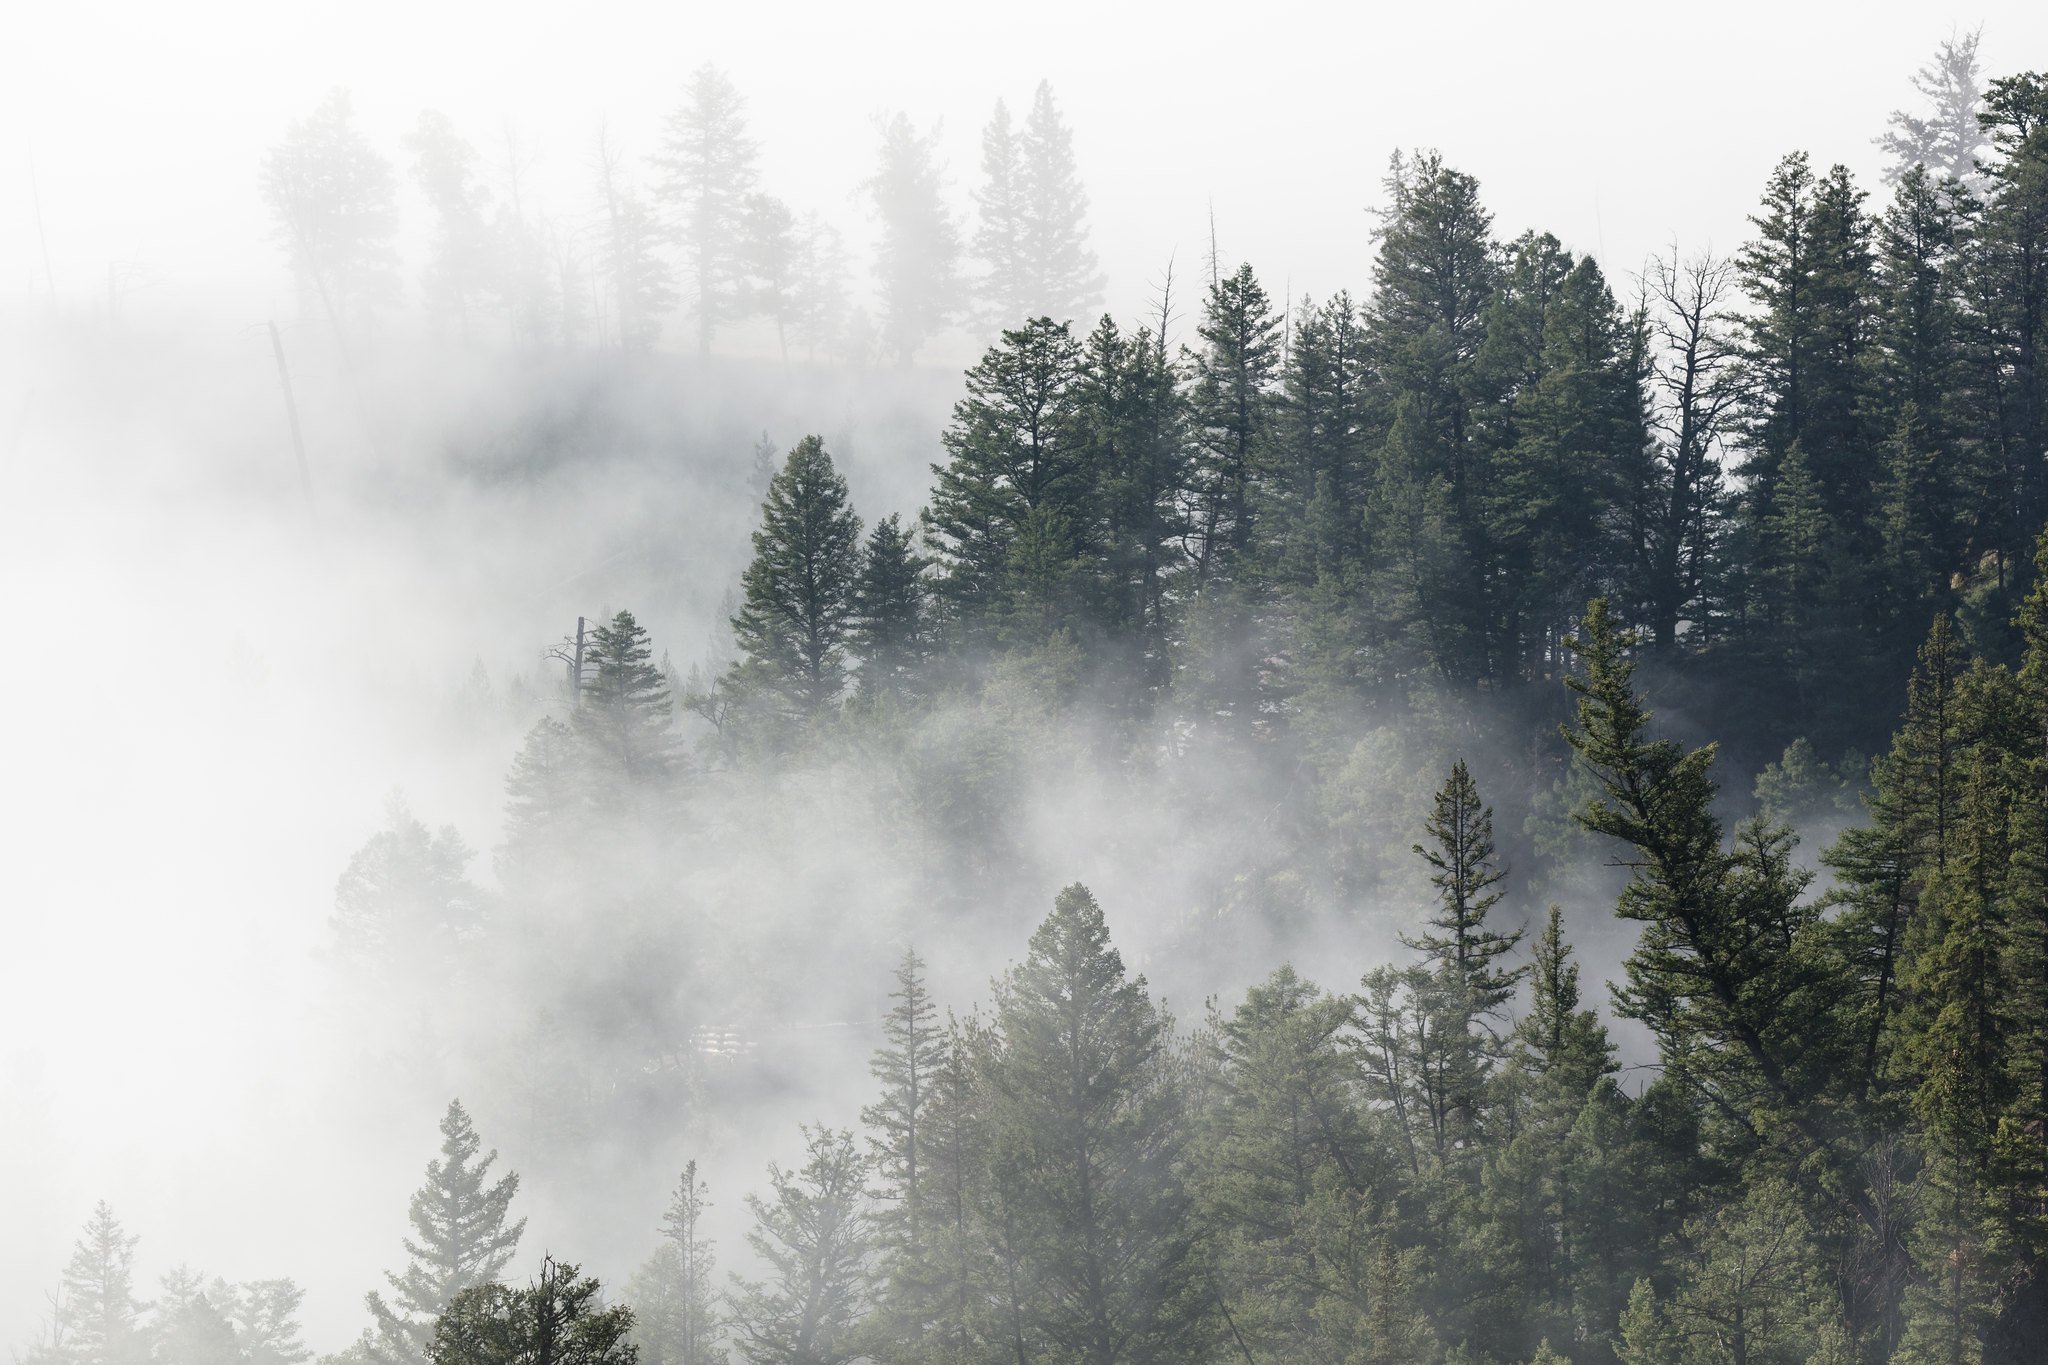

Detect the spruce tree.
xmin=365 ymin=1101 xmax=526 ymax=1365
xmin=1017 ymin=81 xmax=1103 ymax=325
xmin=727 ymin=1127 xmax=871 ymax=1365
xmin=978 ymin=884 xmax=1202 ymax=1364
xmin=56 ymin=1203 xmax=145 ymax=1365
xmin=923 ymin=317 xmax=1086 ymax=641
xmin=728 ymin=436 xmax=862 ymax=723
xmin=866 ymin=114 xmax=962 ymax=365
xmin=971 ymin=99 xmax=1027 ymax=330
xmin=1186 ymin=263 xmax=1280 ymax=586
xmin=1405 ymin=759 xmax=1525 ymax=1014
xmin=629 ymin=1163 xmax=724 ymax=1365
xmin=653 ymin=65 xmax=759 ymax=356
xmin=430 ymin=1258 xmax=635 ymax=1365
xmin=859 ymin=952 xmax=945 ymax=1357
xmin=573 ymin=611 xmax=678 ymax=787
xmin=850 ymin=516 xmax=928 ymax=702
xmin=331 ymin=795 xmax=481 ymax=962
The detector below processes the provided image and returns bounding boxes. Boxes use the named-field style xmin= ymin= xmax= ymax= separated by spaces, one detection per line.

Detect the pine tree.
xmin=850 ymin=516 xmax=928 ymax=702
xmin=978 ymin=884 xmax=1203 ymax=1364
xmin=1073 ymin=314 xmax=1188 ymax=692
xmin=728 ymin=436 xmax=862 ymax=723
xmin=153 ymin=1270 xmax=239 ymax=1365
xmin=1196 ymin=966 xmax=1374 ymax=1359
xmin=727 ymin=1127 xmax=871 ymax=1365
xmin=331 ymin=795 xmax=480 ymax=962
xmin=573 ymin=611 xmax=678 ymax=787
xmin=430 ymin=1258 xmax=635 ymax=1365
xmin=652 ymin=64 xmax=759 ymax=356
xmin=1017 ymin=82 xmax=1103 ymax=326
xmin=55 ymin=1204 xmax=146 ymax=1365
xmin=1878 ymin=28 xmax=1989 ymax=186
xmin=922 ymin=317 xmax=1086 ymax=642
xmin=859 ymin=951 xmax=946 ymax=1358
xmin=866 ymin=113 xmax=962 ymax=365
xmin=593 ymin=126 xmax=677 ymax=353
xmin=258 ymin=90 xmax=400 ymax=333
xmin=739 ymin=194 xmax=800 ymax=365
xmin=629 ymin=1163 xmax=725 ymax=1365
xmin=406 ymin=112 xmax=498 ymax=339
xmin=1405 ymin=759 xmax=1525 ymax=1014
xmin=1186 ymin=263 xmax=1280 ymax=586
xmin=365 ymin=1101 xmax=525 ymax=1365
xmin=971 ymin=99 xmax=1028 ymax=330
xmin=230 ymin=1282 xmax=309 ymax=1365
xmin=496 ymin=717 xmax=586 ymax=882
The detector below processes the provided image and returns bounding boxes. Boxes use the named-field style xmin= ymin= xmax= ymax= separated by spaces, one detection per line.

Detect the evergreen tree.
xmin=728 ymin=436 xmax=862 ymax=723
xmin=866 ymin=113 xmax=962 ymax=365
xmin=738 ymin=194 xmax=800 ymax=365
xmin=859 ymin=951 xmax=946 ymax=1358
xmin=405 ymin=112 xmax=498 ymax=339
xmin=628 ymin=1163 xmax=724 ymax=1365
xmin=1878 ymin=28 xmax=1989 ymax=186
xmin=152 ymin=1271 xmax=239 ymax=1365
xmin=850 ymin=516 xmax=928 ymax=702
xmin=55 ymin=1203 xmax=146 ymax=1365
xmin=971 ymin=99 xmax=1028 ymax=330
xmin=593 ymin=126 xmax=677 ymax=353
xmin=1017 ymin=82 xmax=1103 ymax=326
xmin=923 ymin=317 xmax=1086 ymax=643
xmin=652 ymin=64 xmax=759 ymax=355
xmin=365 ymin=1101 xmax=525 ymax=1365
xmin=1404 ymin=759 xmax=1526 ymax=1014
xmin=573 ymin=611 xmax=678 ymax=788
xmin=228 ymin=1282 xmax=309 ymax=1365
xmin=727 ymin=1127 xmax=871 ymax=1365
xmin=977 ymin=884 xmax=1203 ymax=1364
xmin=1186 ymin=264 xmax=1280 ymax=586
xmin=331 ymin=795 xmax=481 ymax=962
xmin=430 ymin=1258 xmax=635 ymax=1365
xmin=258 ymin=90 xmax=399 ymax=333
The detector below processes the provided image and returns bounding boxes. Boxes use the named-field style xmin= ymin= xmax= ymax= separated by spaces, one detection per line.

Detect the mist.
xmin=11 ymin=6 xmax=2048 ymax=1365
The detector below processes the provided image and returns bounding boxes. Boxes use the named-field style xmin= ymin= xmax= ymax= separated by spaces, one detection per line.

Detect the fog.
xmin=7 ymin=4 xmax=2047 ymax=1361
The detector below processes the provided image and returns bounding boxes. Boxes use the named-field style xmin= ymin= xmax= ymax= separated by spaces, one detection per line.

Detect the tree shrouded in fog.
xmin=726 ymin=1127 xmax=871 ymax=1365
xmin=972 ymin=82 xmax=1103 ymax=330
xmin=594 ymin=124 xmax=677 ymax=353
xmin=365 ymin=1101 xmax=526 ymax=1365
xmin=429 ymin=1258 xmax=634 ymax=1365
xmin=43 ymin=1203 xmax=146 ymax=1365
xmin=332 ymin=795 xmax=482 ymax=962
xmin=259 ymin=89 xmax=399 ymax=333
xmin=627 ymin=1162 xmax=725 ymax=1365
xmin=1878 ymin=27 xmax=1989 ymax=186
xmin=405 ymin=112 xmax=497 ymax=339
xmin=866 ymin=112 xmax=962 ymax=365
xmin=728 ymin=435 xmax=862 ymax=723
xmin=574 ymin=611 xmax=679 ymax=787
xmin=654 ymin=65 xmax=760 ymax=356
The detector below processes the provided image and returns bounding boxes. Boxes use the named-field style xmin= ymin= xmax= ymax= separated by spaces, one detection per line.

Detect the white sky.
xmin=8 ymin=1 xmax=2047 ymax=339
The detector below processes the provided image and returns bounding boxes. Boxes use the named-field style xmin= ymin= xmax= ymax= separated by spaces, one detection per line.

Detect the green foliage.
xmin=727 ymin=1128 xmax=871 ymax=1365
xmin=729 ymin=436 xmax=863 ymax=724
xmin=429 ymin=1258 xmax=634 ymax=1365
xmin=366 ymin=1102 xmax=525 ymax=1365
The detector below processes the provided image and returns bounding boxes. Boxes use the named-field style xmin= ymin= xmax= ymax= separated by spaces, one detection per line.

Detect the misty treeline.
xmin=36 ymin=584 xmax=2048 ymax=1364
xmin=256 ymin=67 xmax=1100 ymax=363
xmin=28 ymin=30 xmax=2048 ymax=1365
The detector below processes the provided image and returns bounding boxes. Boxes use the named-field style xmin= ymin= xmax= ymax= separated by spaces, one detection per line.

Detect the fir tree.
xmin=55 ymin=1203 xmax=145 ymax=1365
xmin=978 ymin=884 xmax=1203 ymax=1364
xmin=365 ymin=1101 xmax=525 ymax=1365
xmin=1404 ymin=759 xmax=1525 ymax=1014
xmin=1186 ymin=264 xmax=1280 ymax=586
xmin=573 ymin=611 xmax=678 ymax=787
xmin=850 ymin=516 xmax=928 ymax=702
xmin=866 ymin=113 xmax=962 ymax=365
xmin=652 ymin=65 xmax=759 ymax=355
xmin=727 ymin=1127 xmax=871 ymax=1365
xmin=430 ymin=1258 xmax=635 ymax=1365
xmin=728 ymin=436 xmax=862 ymax=723
xmin=1017 ymin=82 xmax=1103 ymax=326
xmin=629 ymin=1163 xmax=724 ymax=1365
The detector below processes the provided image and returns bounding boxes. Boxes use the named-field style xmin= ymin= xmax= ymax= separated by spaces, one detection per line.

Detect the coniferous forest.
xmin=22 ymin=26 xmax=2048 ymax=1365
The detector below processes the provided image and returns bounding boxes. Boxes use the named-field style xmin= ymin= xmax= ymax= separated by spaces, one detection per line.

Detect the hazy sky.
xmin=9 ymin=1 xmax=2048 ymax=342
xmin=5 ymin=0 xmax=2048 ymax=1356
